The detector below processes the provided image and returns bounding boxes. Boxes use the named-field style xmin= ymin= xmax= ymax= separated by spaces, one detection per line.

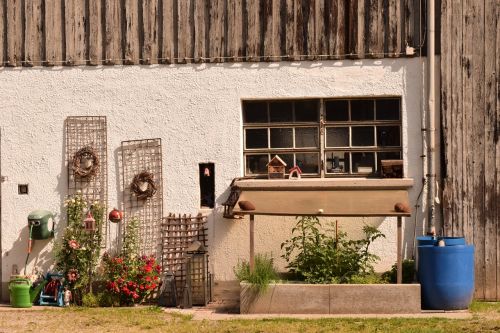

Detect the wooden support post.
xmin=250 ymin=214 xmax=255 ymax=272
xmin=397 ymin=216 xmax=403 ymax=284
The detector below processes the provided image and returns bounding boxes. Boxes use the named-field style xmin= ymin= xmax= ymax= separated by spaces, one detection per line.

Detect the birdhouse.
xmin=83 ymin=211 xmax=96 ymax=232
xmin=288 ymin=166 xmax=302 ymax=180
xmin=267 ymin=155 xmax=287 ymax=179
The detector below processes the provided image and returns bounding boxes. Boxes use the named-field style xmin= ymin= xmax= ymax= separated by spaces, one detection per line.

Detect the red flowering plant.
xmin=102 ymin=253 xmax=161 ymax=305
xmin=101 ymin=217 xmax=161 ymax=305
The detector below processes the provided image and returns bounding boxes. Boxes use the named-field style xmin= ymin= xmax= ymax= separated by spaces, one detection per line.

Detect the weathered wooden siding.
xmin=0 ymin=0 xmax=423 ymax=66
xmin=441 ymin=0 xmax=499 ymax=300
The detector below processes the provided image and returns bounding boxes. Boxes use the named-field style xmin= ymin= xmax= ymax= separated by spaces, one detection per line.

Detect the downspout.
xmin=427 ymin=0 xmax=436 ymax=233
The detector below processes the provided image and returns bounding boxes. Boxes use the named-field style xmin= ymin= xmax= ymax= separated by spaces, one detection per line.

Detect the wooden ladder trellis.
xmin=161 ymin=213 xmax=208 ymax=304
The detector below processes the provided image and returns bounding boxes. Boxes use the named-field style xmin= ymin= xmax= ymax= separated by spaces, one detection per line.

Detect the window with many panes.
xmin=243 ymin=98 xmax=401 ymax=177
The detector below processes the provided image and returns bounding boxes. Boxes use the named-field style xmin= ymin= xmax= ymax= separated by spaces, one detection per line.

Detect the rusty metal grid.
xmin=161 ymin=213 xmax=208 ymax=303
xmin=121 ymin=138 xmax=163 ymax=257
xmin=66 ymin=116 xmax=108 ymax=247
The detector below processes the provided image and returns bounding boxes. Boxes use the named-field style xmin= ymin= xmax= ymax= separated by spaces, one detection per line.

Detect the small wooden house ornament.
xmin=288 ymin=166 xmax=302 ymax=180
xmin=267 ymin=155 xmax=287 ymax=179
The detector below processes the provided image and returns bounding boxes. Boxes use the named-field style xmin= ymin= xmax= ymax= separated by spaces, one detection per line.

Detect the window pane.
xmin=270 ymin=128 xmax=293 ymax=148
xmin=295 ymin=127 xmax=319 ymax=148
xmin=377 ymin=152 xmax=402 ymax=172
xmin=376 ymin=99 xmax=400 ymax=120
xmin=351 ymin=100 xmax=374 ymax=121
xmin=325 ymin=151 xmax=350 ymax=173
xmin=246 ymin=128 xmax=268 ymax=148
xmin=325 ymin=100 xmax=349 ymax=121
xmin=296 ymin=153 xmax=319 ymax=174
xmin=377 ymin=126 xmax=401 ymax=147
xmin=246 ymin=155 xmax=269 ymax=174
xmin=326 ymin=127 xmax=349 ymax=147
xmin=352 ymin=126 xmax=375 ymax=146
xmin=277 ymin=154 xmax=294 ymax=171
xmin=295 ymin=100 xmax=319 ymax=122
xmin=243 ymin=101 xmax=268 ymax=123
xmin=352 ymin=152 xmax=375 ymax=173
xmin=270 ymin=101 xmax=293 ymax=122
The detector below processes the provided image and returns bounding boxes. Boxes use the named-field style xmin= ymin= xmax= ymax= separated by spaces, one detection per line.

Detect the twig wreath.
xmin=72 ymin=146 xmax=100 ymax=178
xmin=131 ymin=171 xmax=157 ymax=199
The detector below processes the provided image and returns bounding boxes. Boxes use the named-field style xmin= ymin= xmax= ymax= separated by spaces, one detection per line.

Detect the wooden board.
xmin=89 ymin=0 xmax=104 ymax=65
xmin=6 ymin=0 xmax=22 ymax=66
xmin=105 ymin=0 xmax=122 ymax=65
xmin=24 ymin=0 xmax=43 ymax=66
xmin=45 ymin=0 xmax=64 ymax=66
xmin=142 ymin=0 xmax=159 ymax=65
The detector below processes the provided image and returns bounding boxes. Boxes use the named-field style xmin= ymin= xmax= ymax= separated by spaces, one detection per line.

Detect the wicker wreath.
xmin=131 ymin=171 xmax=157 ymax=199
xmin=72 ymin=146 xmax=99 ymax=178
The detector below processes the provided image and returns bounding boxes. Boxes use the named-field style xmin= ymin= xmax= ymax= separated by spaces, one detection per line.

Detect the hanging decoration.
xmin=108 ymin=208 xmax=123 ymax=223
xmin=72 ymin=146 xmax=100 ymax=179
xmin=131 ymin=171 xmax=157 ymax=200
xmin=83 ymin=211 xmax=96 ymax=232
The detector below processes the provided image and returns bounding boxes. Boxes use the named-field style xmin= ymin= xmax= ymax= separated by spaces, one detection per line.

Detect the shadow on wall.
xmin=3 ymin=225 xmax=55 ymax=277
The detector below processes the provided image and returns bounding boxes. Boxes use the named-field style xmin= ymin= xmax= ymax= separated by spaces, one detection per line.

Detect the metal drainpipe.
xmin=427 ymin=0 xmax=436 ymax=233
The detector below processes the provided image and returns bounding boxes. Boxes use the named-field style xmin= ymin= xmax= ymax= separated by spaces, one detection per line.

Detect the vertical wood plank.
xmin=314 ymin=0 xmax=325 ymax=59
xmin=404 ymin=0 xmax=414 ymax=49
xmin=105 ymin=0 xmax=122 ymax=65
xmin=483 ymin=0 xmax=497 ymax=301
xmin=177 ymin=0 xmax=193 ymax=63
xmin=45 ymin=0 xmax=64 ymax=66
xmin=25 ymin=0 xmax=43 ymax=66
xmin=161 ymin=0 xmax=175 ymax=64
xmin=471 ymin=0 xmax=485 ymax=300
xmin=246 ymin=0 xmax=260 ymax=61
xmin=142 ymin=0 xmax=158 ymax=64
xmin=441 ymin=0 xmax=453 ymax=233
xmin=0 ymin=0 xmax=4 ymax=66
xmin=285 ymin=0 xmax=295 ymax=60
xmin=326 ymin=0 xmax=345 ymax=59
xmin=305 ymin=0 xmax=315 ymax=60
xmin=366 ymin=0 xmax=383 ymax=58
xmin=193 ymin=0 xmax=207 ymax=62
xmin=348 ymin=0 xmax=364 ymax=58
xmin=226 ymin=0 xmax=243 ymax=60
xmin=387 ymin=0 xmax=400 ymax=57
xmin=6 ymin=0 xmax=23 ymax=66
xmin=495 ymin=0 xmax=500 ymax=301
xmin=89 ymin=0 xmax=103 ymax=65
xmin=451 ymin=0 xmax=463 ymax=239
xmin=124 ymin=0 xmax=140 ymax=64
xmin=262 ymin=0 xmax=273 ymax=60
xmin=209 ymin=0 xmax=225 ymax=62
xmin=65 ymin=0 xmax=86 ymax=65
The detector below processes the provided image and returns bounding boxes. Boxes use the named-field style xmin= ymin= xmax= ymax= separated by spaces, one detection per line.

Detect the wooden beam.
xmin=193 ymin=0 xmax=208 ymax=62
xmin=45 ymin=0 xmax=64 ymax=66
xmin=249 ymin=214 xmax=255 ymax=272
xmin=161 ymin=0 xmax=175 ymax=64
xmin=6 ymin=0 xmax=23 ymax=66
xmin=124 ymin=0 xmax=140 ymax=64
xmin=142 ymin=0 xmax=159 ymax=64
xmin=397 ymin=216 xmax=402 ymax=284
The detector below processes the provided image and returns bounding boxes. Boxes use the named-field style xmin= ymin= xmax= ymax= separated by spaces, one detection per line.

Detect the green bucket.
xmin=9 ymin=276 xmax=32 ymax=308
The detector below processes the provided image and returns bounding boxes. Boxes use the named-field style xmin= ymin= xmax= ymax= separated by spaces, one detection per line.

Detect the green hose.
xmin=24 ymin=225 xmax=33 ymax=276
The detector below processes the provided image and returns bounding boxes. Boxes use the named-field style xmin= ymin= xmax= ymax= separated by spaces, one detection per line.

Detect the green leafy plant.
xmin=234 ymin=253 xmax=279 ymax=293
xmin=382 ymin=259 xmax=416 ymax=284
xmin=281 ymin=216 xmax=385 ymax=284
xmin=54 ymin=193 xmax=105 ymax=304
xmin=82 ymin=293 xmax=99 ymax=307
xmin=121 ymin=217 xmax=140 ymax=261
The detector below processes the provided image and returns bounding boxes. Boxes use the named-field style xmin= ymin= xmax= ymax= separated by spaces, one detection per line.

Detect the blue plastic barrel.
xmin=416 ymin=236 xmax=466 ymax=246
xmin=418 ymin=244 xmax=475 ymax=310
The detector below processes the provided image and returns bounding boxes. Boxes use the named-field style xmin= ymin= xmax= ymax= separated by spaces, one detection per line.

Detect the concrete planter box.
xmin=240 ymin=283 xmax=421 ymax=314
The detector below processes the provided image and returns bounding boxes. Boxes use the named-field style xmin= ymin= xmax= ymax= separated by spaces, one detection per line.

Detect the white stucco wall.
xmin=0 ymin=58 xmax=427 ymax=300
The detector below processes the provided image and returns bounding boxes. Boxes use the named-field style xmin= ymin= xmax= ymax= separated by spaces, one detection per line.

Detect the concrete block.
xmin=241 ymin=283 xmax=421 ymax=314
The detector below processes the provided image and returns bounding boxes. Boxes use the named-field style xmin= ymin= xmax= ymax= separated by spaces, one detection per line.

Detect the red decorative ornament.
xmin=108 ymin=208 xmax=123 ymax=223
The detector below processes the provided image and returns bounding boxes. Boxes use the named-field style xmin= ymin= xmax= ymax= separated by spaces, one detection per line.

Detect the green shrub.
xmin=281 ymin=216 xmax=385 ymax=284
xmin=382 ymin=259 xmax=416 ymax=283
xmin=349 ymin=273 xmax=387 ymax=284
xmin=234 ymin=253 xmax=279 ymax=293
xmin=96 ymin=292 xmax=118 ymax=307
xmin=82 ymin=293 xmax=99 ymax=307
